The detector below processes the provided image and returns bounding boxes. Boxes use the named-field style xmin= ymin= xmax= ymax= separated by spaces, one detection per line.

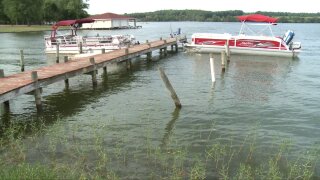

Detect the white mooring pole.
xmin=209 ymin=54 xmax=215 ymax=83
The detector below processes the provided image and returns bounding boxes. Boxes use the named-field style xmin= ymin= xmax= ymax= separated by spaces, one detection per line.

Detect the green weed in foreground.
xmin=0 ymin=119 xmax=319 ymax=179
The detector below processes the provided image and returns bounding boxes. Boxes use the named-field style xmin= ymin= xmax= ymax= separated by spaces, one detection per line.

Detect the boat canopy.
xmin=237 ymin=14 xmax=278 ymax=23
xmin=51 ymin=18 xmax=95 ymax=38
xmin=52 ymin=18 xmax=95 ymax=30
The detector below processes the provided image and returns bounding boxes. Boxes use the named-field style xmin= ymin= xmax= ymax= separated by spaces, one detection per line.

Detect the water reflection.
xmin=160 ymin=108 xmax=181 ymax=150
xmin=228 ymin=55 xmax=295 ymax=102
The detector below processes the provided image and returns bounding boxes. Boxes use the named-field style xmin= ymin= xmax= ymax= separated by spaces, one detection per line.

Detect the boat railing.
xmin=45 ymin=35 xmax=79 ymax=46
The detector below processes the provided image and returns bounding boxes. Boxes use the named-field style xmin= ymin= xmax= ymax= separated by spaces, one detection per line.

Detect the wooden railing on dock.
xmin=0 ymin=37 xmax=182 ymax=109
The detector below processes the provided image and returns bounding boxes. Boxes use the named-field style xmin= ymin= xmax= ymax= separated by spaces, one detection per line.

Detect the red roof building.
xmin=82 ymin=12 xmax=137 ymax=29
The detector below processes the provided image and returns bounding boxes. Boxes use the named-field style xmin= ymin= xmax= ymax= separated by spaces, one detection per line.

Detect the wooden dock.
xmin=0 ymin=37 xmax=182 ymax=111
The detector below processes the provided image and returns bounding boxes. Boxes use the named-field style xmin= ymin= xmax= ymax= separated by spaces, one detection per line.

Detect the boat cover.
xmin=237 ymin=14 xmax=278 ymax=23
xmin=53 ymin=18 xmax=95 ymax=30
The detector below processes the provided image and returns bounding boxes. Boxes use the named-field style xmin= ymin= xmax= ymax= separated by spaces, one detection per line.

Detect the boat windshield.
xmin=239 ymin=22 xmax=277 ymax=37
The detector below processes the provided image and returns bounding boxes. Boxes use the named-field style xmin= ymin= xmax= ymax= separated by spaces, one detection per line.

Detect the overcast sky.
xmin=87 ymin=0 xmax=319 ymax=15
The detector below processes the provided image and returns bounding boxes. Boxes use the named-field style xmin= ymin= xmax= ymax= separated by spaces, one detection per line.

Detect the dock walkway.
xmin=0 ymin=37 xmax=181 ymax=109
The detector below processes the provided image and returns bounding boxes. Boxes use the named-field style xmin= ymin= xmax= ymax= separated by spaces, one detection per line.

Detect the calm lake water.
xmin=0 ymin=22 xmax=320 ymax=178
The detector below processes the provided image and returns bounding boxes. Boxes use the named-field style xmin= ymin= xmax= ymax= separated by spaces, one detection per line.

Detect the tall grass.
xmin=0 ymin=118 xmax=318 ymax=179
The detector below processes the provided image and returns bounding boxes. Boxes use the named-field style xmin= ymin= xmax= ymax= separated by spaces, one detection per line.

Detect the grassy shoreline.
xmin=0 ymin=25 xmax=53 ymax=33
xmin=0 ymin=118 xmax=318 ymax=179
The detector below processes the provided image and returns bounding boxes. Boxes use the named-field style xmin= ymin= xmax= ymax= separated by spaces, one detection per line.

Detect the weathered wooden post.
xmin=56 ymin=43 xmax=60 ymax=63
xmin=79 ymin=42 xmax=83 ymax=54
xmin=175 ymin=44 xmax=178 ymax=52
xmin=101 ymin=48 xmax=107 ymax=73
xmin=125 ymin=48 xmax=132 ymax=70
xmin=146 ymin=40 xmax=152 ymax=61
xmin=103 ymin=65 xmax=107 ymax=75
xmin=0 ymin=69 xmax=10 ymax=110
xmin=225 ymin=41 xmax=230 ymax=62
xmin=164 ymin=47 xmax=168 ymax=56
xmin=163 ymin=39 xmax=168 ymax=56
xmin=171 ymin=45 xmax=174 ymax=52
xmin=221 ymin=51 xmax=226 ymax=72
xmin=20 ymin=50 xmax=25 ymax=72
xmin=64 ymin=56 xmax=69 ymax=89
xmin=209 ymin=54 xmax=215 ymax=83
xmin=90 ymin=57 xmax=97 ymax=86
xmin=31 ymin=71 xmax=42 ymax=111
xmin=159 ymin=67 xmax=182 ymax=108
xmin=160 ymin=37 xmax=163 ymax=41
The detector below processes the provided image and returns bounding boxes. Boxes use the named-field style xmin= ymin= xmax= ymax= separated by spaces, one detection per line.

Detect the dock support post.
xmin=90 ymin=57 xmax=97 ymax=86
xmin=0 ymin=69 xmax=10 ymax=111
xmin=210 ymin=54 xmax=215 ymax=83
xmin=56 ymin=43 xmax=60 ymax=63
xmin=125 ymin=48 xmax=132 ymax=70
xmin=146 ymin=41 xmax=152 ymax=61
xmin=159 ymin=67 xmax=182 ymax=108
xmin=79 ymin=42 xmax=83 ymax=54
xmin=103 ymin=64 xmax=107 ymax=74
xmin=20 ymin=50 xmax=25 ymax=72
xmin=221 ymin=51 xmax=226 ymax=72
xmin=164 ymin=47 xmax=168 ymax=56
xmin=225 ymin=41 xmax=230 ymax=63
xmin=102 ymin=48 xmax=107 ymax=74
xmin=64 ymin=56 xmax=69 ymax=89
xmin=31 ymin=71 xmax=42 ymax=111
xmin=147 ymin=52 xmax=152 ymax=61
xmin=171 ymin=45 xmax=174 ymax=52
xmin=160 ymin=37 xmax=163 ymax=41
xmin=175 ymin=44 xmax=178 ymax=52
xmin=126 ymin=59 xmax=132 ymax=70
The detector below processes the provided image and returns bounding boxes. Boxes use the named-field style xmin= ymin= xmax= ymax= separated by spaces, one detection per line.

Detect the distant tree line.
xmin=126 ymin=10 xmax=320 ymax=23
xmin=0 ymin=0 xmax=89 ymax=25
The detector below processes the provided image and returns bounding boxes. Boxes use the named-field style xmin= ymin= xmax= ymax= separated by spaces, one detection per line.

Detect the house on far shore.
xmin=81 ymin=12 xmax=139 ymax=29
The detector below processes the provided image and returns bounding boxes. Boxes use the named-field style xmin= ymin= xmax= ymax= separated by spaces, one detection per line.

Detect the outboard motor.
xmin=283 ymin=30 xmax=295 ymax=45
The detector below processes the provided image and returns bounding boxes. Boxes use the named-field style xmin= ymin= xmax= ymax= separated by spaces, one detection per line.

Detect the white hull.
xmin=185 ymin=44 xmax=300 ymax=58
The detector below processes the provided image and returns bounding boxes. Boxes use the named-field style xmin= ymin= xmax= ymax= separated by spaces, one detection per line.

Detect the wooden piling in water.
xmin=146 ymin=40 xmax=152 ymax=61
xmin=159 ymin=67 xmax=182 ymax=108
xmin=175 ymin=44 xmax=178 ymax=52
xmin=101 ymin=48 xmax=107 ymax=73
xmin=210 ymin=54 xmax=215 ymax=83
xmin=56 ymin=43 xmax=60 ymax=63
xmin=164 ymin=47 xmax=168 ymax=56
xmin=221 ymin=51 xmax=226 ymax=72
xmin=64 ymin=56 xmax=69 ymax=89
xmin=20 ymin=50 xmax=25 ymax=72
xmin=90 ymin=57 xmax=97 ymax=86
xmin=147 ymin=52 xmax=152 ymax=61
xmin=31 ymin=71 xmax=42 ymax=111
xmin=225 ymin=41 xmax=230 ymax=62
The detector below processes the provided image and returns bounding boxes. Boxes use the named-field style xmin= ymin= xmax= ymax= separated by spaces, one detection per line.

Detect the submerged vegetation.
xmin=0 ymin=117 xmax=318 ymax=179
xmin=127 ymin=10 xmax=320 ymax=23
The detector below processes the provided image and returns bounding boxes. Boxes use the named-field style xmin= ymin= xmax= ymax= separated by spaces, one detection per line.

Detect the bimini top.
xmin=51 ymin=18 xmax=95 ymax=38
xmin=236 ymin=14 xmax=278 ymax=23
xmin=52 ymin=18 xmax=95 ymax=30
